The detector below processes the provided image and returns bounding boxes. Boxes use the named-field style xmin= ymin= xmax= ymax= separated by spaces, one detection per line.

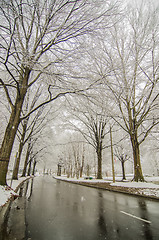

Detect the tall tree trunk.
xmin=57 ymin=164 xmax=61 ymax=176
xmin=86 ymin=164 xmax=90 ymax=176
xmin=27 ymin=159 xmax=32 ymax=176
xmin=131 ymin=133 xmax=144 ymax=182
xmin=67 ymin=167 xmax=70 ymax=178
xmin=12 ymin=121 xmax=27 ymax=180
xmin=80 ymin=145 xmax=85 ymax=178
xmin=121 ymin=161 xmax=126 ymax=180
xmin=0 ymin=107 xmax=22 ymax=185
xmin=110 ymin=126 xmax=115 ymax=183
xmin=12 ymin=142 xmax=23 ymax=180
xmin=21 ymin=141 xmax=30 ymax=177
xmin=70 ymin=162 xmax=73 ymax=178
xmin=128 ymin=102 xmax=144 ymax=182
xmin=75 ymin=158 xmax=79 ymax=179
xmin=62 ymin=167 xmax=64 ymax=175
xmin=32 ymin=160 xmax=37 ymax=176
xmin=80 ymin=160 xmax=84 ymax=178
xmin=76 ymin=152 xmax=80 ymax=179
xmin=12 ymin=140 xmax=24 ymax=180
xmin=97 ymin=146 xmax=102 ymax=179
xmin=0 ymin=68 xmax=30 ymax=185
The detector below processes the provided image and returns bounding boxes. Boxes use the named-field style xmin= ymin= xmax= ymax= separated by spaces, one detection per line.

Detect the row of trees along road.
xmin=65 ymin=97 xmax=109 ymax=179
xmin=12 ymin=86 xmax=52 ymax=180
xmin=76 ymin=1 xmax=159 ymax=182
xmin=0 ymin=0 xmax=159 ymax=185
xmin=0 ymin=0 xmax=118 ymax=185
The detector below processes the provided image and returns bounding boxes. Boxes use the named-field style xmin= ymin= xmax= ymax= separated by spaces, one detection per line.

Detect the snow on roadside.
xmin=7 ymin=176 xmax=31 ymax=191
xmin=55 ymin=176 xmax=112 ymax=183
xmin=145 ymin=176 xmax=159 ymax=182
xmin=54 ymin=175 xmax=159 ymax=198
xmin=55 ymin=176 xmax=159 ymax=187
xmin=110 ymin=181 xmax=159 ymax=189
xmin=0 ymin=186 xmax=16 ymax=207
xmin=110 ymin=181 xmax=159 ymax=198
xmin=0 ymin=176 xmax=31 ymax=207
xmin=138 ymin=189 xmax=159 ymax=198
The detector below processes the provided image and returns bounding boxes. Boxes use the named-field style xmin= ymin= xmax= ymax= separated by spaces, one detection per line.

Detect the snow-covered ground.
xmin=111 ymin=181 xmax=159 ymax=189
xmin=55 ymin=176 xmax=112 ymax=183
xmin=0 ymin=176 xmax=31 ymax=207
xmin=54 ymin=175 xmax=159 ymax=185
xmin=110 ymin=180 xmax=159 ymax=198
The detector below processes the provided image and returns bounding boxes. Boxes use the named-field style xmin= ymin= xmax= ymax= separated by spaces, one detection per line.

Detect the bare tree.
xmin=27 ymin=145 xmax=45 ymax=176
xmin=66 ymin=99 xmax=109 ymax=179
xmin=80 ymin=144 xmax=85 ymax=178
xmin=90 ymin=1 xmax=159 ymax=181
xmin=71 ymin=141 xmax=85 ymax=179
xmin=12 ymin=87 xmax=43 ymax=179
xmin=0 ymin=0 xmax=118 ymax=185
xmin=72 ymin=143 xmax=80 ymax=179
xmin=115 ymin=146 xmax=130 ymax=180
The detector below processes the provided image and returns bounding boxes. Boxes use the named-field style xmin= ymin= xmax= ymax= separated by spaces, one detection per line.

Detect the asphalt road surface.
xmin=1 ymin=176 xmax=159 ymax=240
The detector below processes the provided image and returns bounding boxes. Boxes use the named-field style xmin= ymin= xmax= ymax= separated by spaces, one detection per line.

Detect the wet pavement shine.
xmin=1 ymin=176 xmax=159 ymax=240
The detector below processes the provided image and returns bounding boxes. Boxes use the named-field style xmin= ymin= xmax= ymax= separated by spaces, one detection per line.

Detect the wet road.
xmin=1 ymin=176 xmax=159 ymax=240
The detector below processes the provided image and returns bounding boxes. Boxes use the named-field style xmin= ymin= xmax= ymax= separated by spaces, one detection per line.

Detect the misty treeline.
xmin=0 ymin=0 xmax=158 ymax=185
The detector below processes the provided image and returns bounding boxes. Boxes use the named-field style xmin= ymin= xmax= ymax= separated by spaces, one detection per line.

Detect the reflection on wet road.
xmin=1 ymin=176 xmax=159 ymax=240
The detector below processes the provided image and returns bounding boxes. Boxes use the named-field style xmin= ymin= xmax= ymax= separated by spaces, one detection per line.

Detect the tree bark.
xmin=80 ymin=145 xmax=85 ymax=178
xmin=32 ymin=160 xmax=37 ymax=176
xmin=86 ymin=164 xmax=90 ymax=176
xmin=12 ymin=143 xmax=23 ymax=180
xmin=21 ymin=141 xmax=30 ymax=177
xmin=0 ymin=68 xmax=30 ymax=185
xmin=13 ymin=121 xmax=27 ymax=180
xmin=121 ymin=160 xmax=126 ymax=180
xmin=131 ymin=133 xmax=144 ymax=182
xmin=70 ymin=163 xmax=73 ymax=178
xmin=110 ymin=126 xmax=115 ymax=183
xmin=57 ymin=164 xmax=62 ymax=176
xmin=27 ymin=159 xmax=32 ymax=176
xmin=12 ymin=136 xmax=24 ymax=180
xmin=0 ymin=107 xmax=22 ymax=185
xmin=97 ymin=147 xmax=102 ymax=179
xmin=80 ymin=157 xmax=84 ymax=178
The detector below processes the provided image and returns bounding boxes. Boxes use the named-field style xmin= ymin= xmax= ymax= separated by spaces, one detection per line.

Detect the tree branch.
xmin=0 ymin=78 xmax=14 ymax=109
